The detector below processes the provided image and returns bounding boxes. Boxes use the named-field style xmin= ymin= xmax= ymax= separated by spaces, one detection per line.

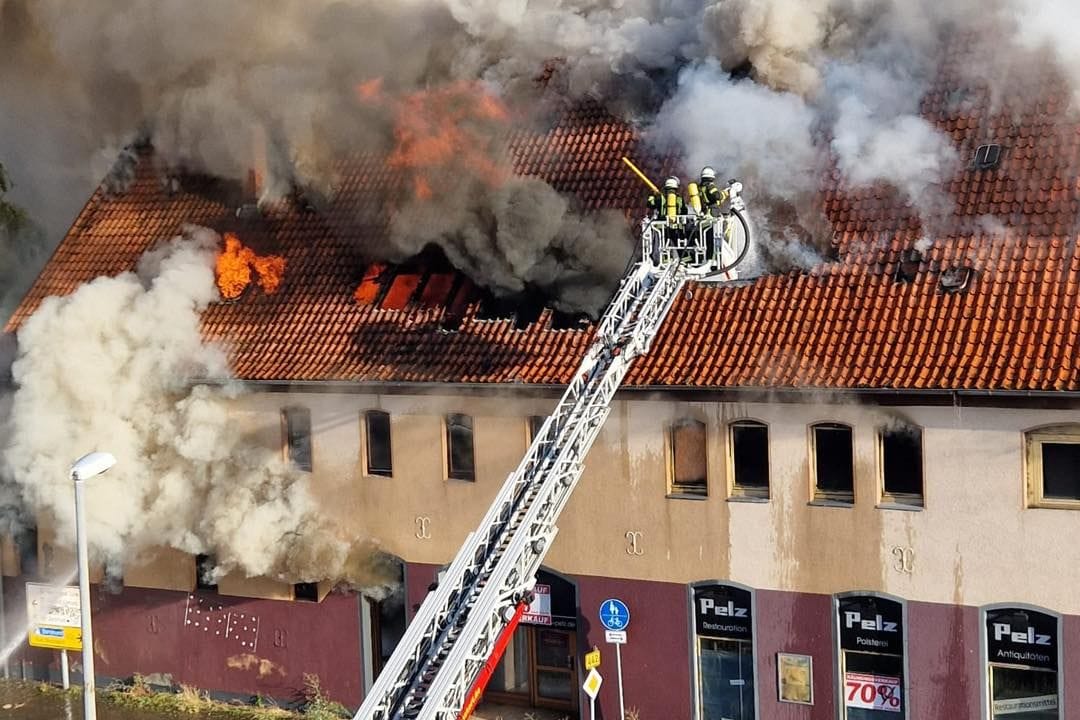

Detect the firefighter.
xmin=647 ymin=176 xmax=686 ymax=223
xmin=699 ymin=166 xmax=731 ymax=217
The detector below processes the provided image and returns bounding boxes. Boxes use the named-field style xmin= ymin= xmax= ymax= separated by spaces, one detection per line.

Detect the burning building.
xmin=2 ymin=14 xmax=1080 ymax=720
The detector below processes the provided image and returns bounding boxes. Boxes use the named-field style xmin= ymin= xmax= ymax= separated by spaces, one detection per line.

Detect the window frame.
xmin=727 ymin=419 xmax=771 ymax=501
xmin=877 ymin=424 xmax=925 ymax=509
xmin=810 ymin=422 xmax=855 ymax=505
xmin=687 ymin=580 xmax=759 ymax=720
xmin=445 ymin=413 xmax=476 ymax=482
xmin=1025 ymin=426 xmax=1080 ymax=510
xmin=281 ymin=406 xmax=313 ymax=472
xmin=979 ymin=602 xmax=1064 ymax=720
xmin=363 ymin=410 xmax=394 ymax=478
xmin=668 ymin=417 xmax=709 ymax=499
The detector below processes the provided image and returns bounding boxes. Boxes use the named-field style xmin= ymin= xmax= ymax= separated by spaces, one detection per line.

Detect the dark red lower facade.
xmin=5 ymin=565 xmax=1080 ymax=719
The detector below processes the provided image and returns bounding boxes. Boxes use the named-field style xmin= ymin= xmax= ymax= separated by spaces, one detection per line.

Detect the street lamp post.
xmin=70 ymin=452 xmax=116 ymax=720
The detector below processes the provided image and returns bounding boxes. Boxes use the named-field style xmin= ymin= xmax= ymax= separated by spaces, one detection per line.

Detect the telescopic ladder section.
xmin=355 ymin=202 xmax=750 ymax=720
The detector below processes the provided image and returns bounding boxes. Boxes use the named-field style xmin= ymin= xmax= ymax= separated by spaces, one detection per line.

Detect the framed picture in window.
xmin=777 ymin=653 xmax=813 ymax=705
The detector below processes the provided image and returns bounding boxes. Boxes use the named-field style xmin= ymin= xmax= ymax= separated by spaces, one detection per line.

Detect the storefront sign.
xmin=838 ymin=595 xmax=903 ymax=655
xmin=694 ymin=583 xmax=752 ymax=641
xmin=522 ymin=584 xmax=552 ymax=625
xmin=986 ymin=608 xmax=1058 ymax=671
xmin=844 ymin=672 xmax=902 ymax=712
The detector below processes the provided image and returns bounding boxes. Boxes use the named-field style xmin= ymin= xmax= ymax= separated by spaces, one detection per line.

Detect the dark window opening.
xmin=528 ymin=415 xmax=547 ymax=443
xmin=196 ymin=554 xmax=218 ymax=592
xmin=730 ymin=421 xmax=769 ymax=497
xmin=671 ymin=419 xmax=708 ymax=496
xmin=446 ymin=414 xmax=476 ymax=481
xmin=881 ymin=425 xmax=924 ymax=505
xmin=365 ymin=410 xmax=393 ymax=477
xmin=813 ymin=423 xmax=854 ymax=502
xmin=974 ymin=143 xmax=1002 ymax=170
xmin=283 ymin=407 xmax=312 ymax=471
xmin=893 ymin=248 xmax=922 ymax=283
xmin=1041 ymin=442 xmax=1080 ymax=500
xmin=294 ymin=582 xmax=319 ymax=602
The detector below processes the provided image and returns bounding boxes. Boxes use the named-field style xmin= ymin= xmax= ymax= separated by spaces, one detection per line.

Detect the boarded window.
xmin=812 ymin=423 xmax=854 ymax=503
xmin=881 ymin=425 xmax=923 ymax=506
xmin=1027 ymin=427 xmax=1080 ymax=507
xmin=446 ymin=414 xmax=475 ymax=481
xmin=671 ymin=419 xmax=708 ymax=496
xmin=730 ymin=420 xmax=769 ymax=498
xmin=195 ymin=554 xmax=218 ymax=592
xmin=282 ymin=407 xmax=313 ymax=471
xmin=365 ymin=410 xmax=393 ymax=477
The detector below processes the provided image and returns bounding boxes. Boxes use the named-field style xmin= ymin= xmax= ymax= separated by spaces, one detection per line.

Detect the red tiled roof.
xmin=7 ymin=64 xmax=1080 ymax=392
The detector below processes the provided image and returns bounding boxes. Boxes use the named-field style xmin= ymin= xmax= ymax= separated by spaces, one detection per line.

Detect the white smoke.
xmin=2 ymin=227 xmax=396 ymax=591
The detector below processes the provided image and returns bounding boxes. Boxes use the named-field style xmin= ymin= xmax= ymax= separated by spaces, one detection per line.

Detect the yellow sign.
xmin=582 ymin=668 xmax=603 ymax=699
xmin=585 ymin=648 xmax=601 ymax=670
xmin=28 ymin=625 xmax=82 ymax=651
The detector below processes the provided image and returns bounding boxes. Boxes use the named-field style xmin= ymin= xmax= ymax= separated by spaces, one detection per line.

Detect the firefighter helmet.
xmin=663 ymin=176 xmax=680 ymax=190
xmin=700 ymin=166 xmax=716 ymax=181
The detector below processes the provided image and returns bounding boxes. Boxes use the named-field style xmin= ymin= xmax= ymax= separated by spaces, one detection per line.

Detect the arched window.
xmin=983 ymin=604 xmax=1062 ymax=719
xmin=446 ymin=414 xmax=475 ymax=481
xmin=691 ymin=581 xmax=758 ymax=719
xmin=836 ymin=592 xmax=907 ymax=718
xmin=670 ymin=418 xmax=707 ymax=497
xmin=1025 ymin=425 xmax=1080 ymax=509
xmin=282 ymin=406 xmax=312 ymax=472
xmin=364 ymin=410 xmax=393 ymax=477
xmin=728 ymin=420 xmax=769 ymax=499
xmin=811 ymin=422 xmax=854 ymax=504
xmin=879 ymin=423 xmax=923 ymax=507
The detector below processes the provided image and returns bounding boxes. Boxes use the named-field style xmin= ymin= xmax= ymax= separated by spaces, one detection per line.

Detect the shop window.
xmin=195 ymin=554 xmax=218 ymax=592
xmin=692 ymin=582 xmax=757 ymax=720
xmin=364 ymin=410 xmax=393 ymax=477
xmin=282 ymin=406 xmax=312 ymax=472
xmin=446 ymin=413 xmax=475 ymax=481
xmin=836 ymin=593 xmax=906 ymax=719
xmin=879 ymin=425 xmax=923 ymax=507
xmin=729 ymin=420 xmax=769 ymax=499
xmin=670 ymin=419 xmax=708 ymax=497
xmin=1025 ymin=426 xmax=1080 ymax=509
xmin=984 ymin=606 xmax=1061 ymax=719
xmin=812 ymin=423 xmax=854 ymax=503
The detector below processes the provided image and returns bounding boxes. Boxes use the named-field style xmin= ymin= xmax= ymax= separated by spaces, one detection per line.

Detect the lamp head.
xmin=70 ymin=452 xmax=117 ymax=482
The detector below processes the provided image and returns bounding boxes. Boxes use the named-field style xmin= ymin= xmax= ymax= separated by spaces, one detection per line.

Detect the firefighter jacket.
xmin=647 ymin=191 xmax=686 ymax=222
xmin=700 ymin=181 xmax=731 ymax=216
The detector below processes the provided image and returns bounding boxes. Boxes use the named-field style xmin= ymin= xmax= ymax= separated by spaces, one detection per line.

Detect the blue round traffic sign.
xmin=599 ymin=598 xmax=630 ymax=631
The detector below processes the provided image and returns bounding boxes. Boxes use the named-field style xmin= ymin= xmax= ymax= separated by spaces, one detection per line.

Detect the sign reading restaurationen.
xmin=694 ymin=583 xmax=752 ymax=641
xmin=838 ymin=595 xmax=903 ymax=655
xmin=25 ymin=582 xmax=82 ymax=651
xmin=986 ymin=607 xmax=1058 ymax=671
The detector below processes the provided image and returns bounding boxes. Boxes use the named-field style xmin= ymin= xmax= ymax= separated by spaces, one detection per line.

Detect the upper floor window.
xmin=527 ymin=415 xmax=546 ymax=443
xmin=446 ymin=414 xmax=475 ymax=481
xmin=670 ymin=418 xmax=708 ymax=497
xmin=1026 ymin=425 xmax=1080 ymax=509
xmin=282 ymin=407 xmax=312 ymax=472
xmin=294 ymin=582 xmax=320 ymax=602
xmin=811 ymin=423 xmax=854 ymax=504
xmin=364 ymin=410 xmax=393 ymax=477
xmin=880 ymin=424 xmax=924 ymax=507
xmin=729 ymin=420 xmax=769 ymax=499
xmin=195 ymin=553 xmax=218 ymax=592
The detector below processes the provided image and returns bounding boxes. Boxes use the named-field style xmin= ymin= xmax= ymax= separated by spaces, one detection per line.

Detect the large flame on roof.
xmin=357 ymin=79 xmax=509 ymax=201
xmin=215 ymin=233 xmax=286 ymax=300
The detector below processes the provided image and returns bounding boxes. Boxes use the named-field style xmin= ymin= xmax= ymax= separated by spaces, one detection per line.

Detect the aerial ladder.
xmin=354 ymin=164 xmax=752 ymax=720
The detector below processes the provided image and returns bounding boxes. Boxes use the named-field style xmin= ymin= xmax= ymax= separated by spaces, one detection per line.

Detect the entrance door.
xmin=532 ymin=627 xmax=578 ymax=711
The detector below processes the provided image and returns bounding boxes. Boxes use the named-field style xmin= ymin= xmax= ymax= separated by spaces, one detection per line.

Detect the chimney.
xmin=246 ymin=123 xmax=268 ymax=201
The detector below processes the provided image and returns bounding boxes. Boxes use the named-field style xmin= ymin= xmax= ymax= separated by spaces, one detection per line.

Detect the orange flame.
xmin=215 ymin=233 xmax=286 ymax=300
xmin=356 ymin=80 xmax=510 ymax=201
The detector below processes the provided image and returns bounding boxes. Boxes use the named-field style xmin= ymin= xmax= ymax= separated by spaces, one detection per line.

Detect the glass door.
xmin=532 ymin=627 xmax=578 ymax=711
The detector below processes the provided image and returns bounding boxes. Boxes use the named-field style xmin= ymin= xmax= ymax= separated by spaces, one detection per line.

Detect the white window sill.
xmin=727 ymin=495 xmax=770 ymax=504
xmin=667 ymin=492 xmax=708 ymax=501
xmin=808 ymin=499 xmax=854 ymax=508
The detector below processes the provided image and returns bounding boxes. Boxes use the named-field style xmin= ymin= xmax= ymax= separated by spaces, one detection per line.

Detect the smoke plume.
xmin=1 ymin=227 xmax=397 ymax=593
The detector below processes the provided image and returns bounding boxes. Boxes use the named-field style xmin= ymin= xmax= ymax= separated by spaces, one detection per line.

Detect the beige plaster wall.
xmin=100 ymin=389 xmax=1080 ymax=612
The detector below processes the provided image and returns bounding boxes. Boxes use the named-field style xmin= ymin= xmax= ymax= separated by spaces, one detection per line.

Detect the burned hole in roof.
xmin=893 ymin=248 xmax=923 ymax=283
xmin=940 ymin=265 xmax=974 ymax=293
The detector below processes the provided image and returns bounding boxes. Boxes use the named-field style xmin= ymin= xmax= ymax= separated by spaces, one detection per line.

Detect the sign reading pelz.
xmin=694 ymin=584 xmax=752 ymax=641
xmin=838 ymin=596 xmax=903 ymax=655
xmin=986 ymin=607 xmax=1058 ymax=671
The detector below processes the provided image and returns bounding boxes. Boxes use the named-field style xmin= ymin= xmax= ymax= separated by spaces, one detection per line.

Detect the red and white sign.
xmin=845 ymin=672 xmax=902 ymax=713
xmin=522 ymin=584 xmax=552 ymax=625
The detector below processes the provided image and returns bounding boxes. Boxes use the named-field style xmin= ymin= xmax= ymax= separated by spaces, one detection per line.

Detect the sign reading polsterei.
xmin=694 ymin=584 xmax=752 ymax=641
xmin=838 ymin=595 xmax=903 ymax=655
xmin=986 ymin=607 xmax=1058 ymax=671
